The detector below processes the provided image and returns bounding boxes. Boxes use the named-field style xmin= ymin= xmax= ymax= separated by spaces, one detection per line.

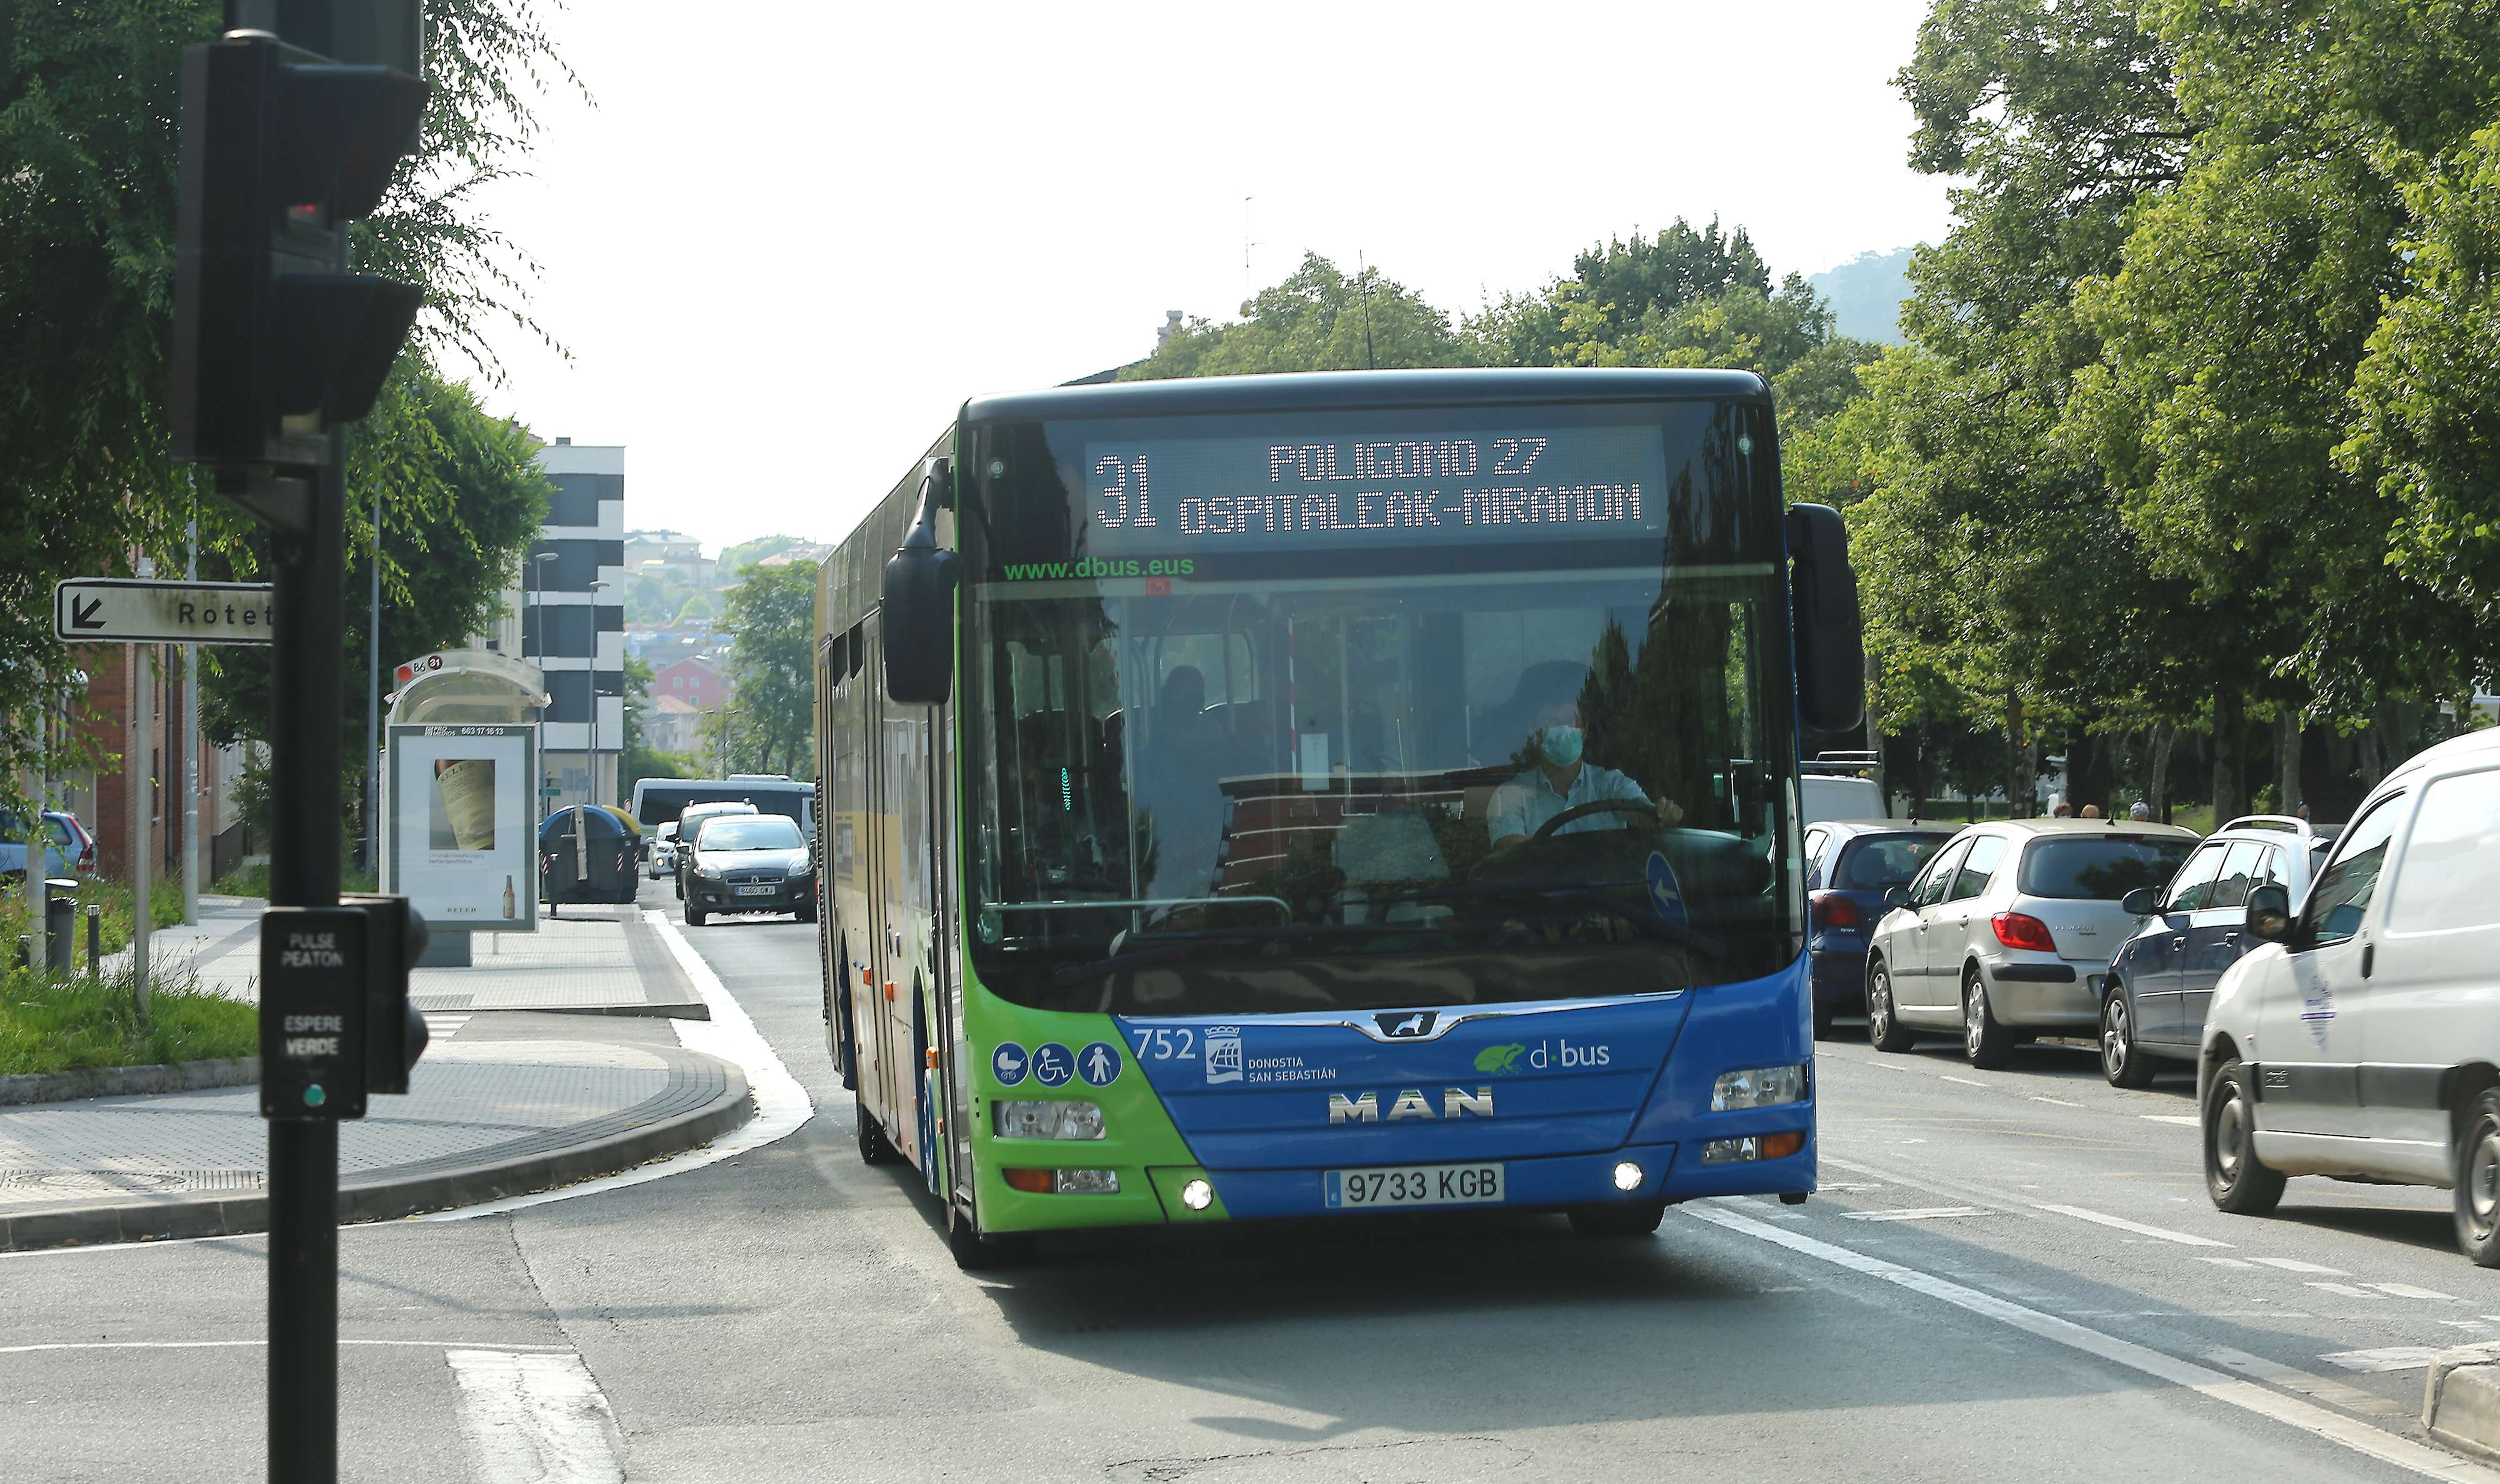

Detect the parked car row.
xmin=1831 ymin=725 xmax=2500 ymax=1264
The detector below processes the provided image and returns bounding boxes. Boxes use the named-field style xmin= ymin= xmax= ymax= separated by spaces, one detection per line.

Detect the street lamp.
xmin=528 ymin=550 xmax=557 ymax=827
xmin=588 ymin=577 xmax=611 ymax=809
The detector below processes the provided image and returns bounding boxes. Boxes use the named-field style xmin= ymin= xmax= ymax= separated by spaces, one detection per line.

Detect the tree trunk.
xmin=2149 ymin=722 xmax=2177 ymax=822
xmin=2004 ymin=690 xmax=2028 ymax=820
xmin=2212 ymin=690 xmax=2248 ymax=824
xmin=2276 ymin=708 xmax=2303 ymax=819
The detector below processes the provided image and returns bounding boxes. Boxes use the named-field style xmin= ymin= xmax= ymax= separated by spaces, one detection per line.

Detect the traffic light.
xmin=258 ymin=894 xmax=429 ymax=1120
xmin=344 ymin=892 xmax=430 ymax=1095
xmin=171 ymin=30 xmax=429 ymax=470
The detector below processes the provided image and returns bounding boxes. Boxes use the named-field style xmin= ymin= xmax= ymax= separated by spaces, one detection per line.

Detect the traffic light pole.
xmin=265 ymin=441 xmax=346 ymax=1482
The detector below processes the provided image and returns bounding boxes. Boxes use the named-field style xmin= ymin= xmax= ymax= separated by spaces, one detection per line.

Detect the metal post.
xmin=266 ymin=443 xmax=345 ymax=1483
xmin=129 ymin=626 xmax=152 ymax=1019
xmin=24 ymin=692 xmax=46 ymax=975
xmin=185 ymin=517 xmax=202 ymax=924
xmin=87 ymin=905 xmax=101 ymax=977
xmin=364 ymin=479 xmax=381 ymax=875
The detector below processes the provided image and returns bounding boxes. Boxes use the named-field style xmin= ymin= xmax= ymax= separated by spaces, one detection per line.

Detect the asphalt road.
xmin=7 ymin=875 xmax=2497 ymax=1483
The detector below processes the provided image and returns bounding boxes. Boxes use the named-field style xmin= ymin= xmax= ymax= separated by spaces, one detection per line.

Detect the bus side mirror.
xmin=1787 ymin=502 xmax=1865 ymax=736
xmin=882 ymin=456 xmax=959 ymax=706
xmin=2246 ymin=883 xmax=2292 ymax=944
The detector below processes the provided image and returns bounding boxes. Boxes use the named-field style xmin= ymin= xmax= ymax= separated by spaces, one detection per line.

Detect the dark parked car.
xmin=681 ymin=814 xmax=816 ymax=927
xmin=1801 ymin=819 xmax=1956 ymax=1038
xmin=2097 ymin=815 xmax=2331 ymax=1087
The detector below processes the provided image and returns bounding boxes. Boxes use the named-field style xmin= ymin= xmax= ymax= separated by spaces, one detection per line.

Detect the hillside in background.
xmin=1808 ymin=246 xmax=1914 ymax=344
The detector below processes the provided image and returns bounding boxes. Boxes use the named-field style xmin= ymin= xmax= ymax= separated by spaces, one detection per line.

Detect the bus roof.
xmin=961 ymin=367 xmax=1772 ymax=426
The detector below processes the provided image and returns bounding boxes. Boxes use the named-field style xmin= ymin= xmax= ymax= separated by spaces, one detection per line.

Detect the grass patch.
xmin=1 ymin=874 xmax=183 ymax=964
xmin=0 ymin=963 xmax=256 ymax=1077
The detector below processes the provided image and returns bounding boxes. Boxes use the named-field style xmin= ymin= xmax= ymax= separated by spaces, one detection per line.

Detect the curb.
xmin=0 ymin=1057 xmax=259 ymax=1107
xmin=0 ymin=1050 xmax=753 ymax=1252
xmin=2425 ymin=1352 xmax=2500 ymax=1463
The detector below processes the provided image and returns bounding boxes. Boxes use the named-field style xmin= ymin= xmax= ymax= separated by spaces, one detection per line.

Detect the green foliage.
xmin=707 ymin=560 xmax=818 ymax=780
xmin=1808 ymin=248 xmax=1916 ymax=344
xmin=1125 ymin=254 xmax=1468 ymax=378
xmin=0 ymin=0 xmax=574 ymax=793
xmin=718 ymin=535 xmax=809 ymax=578
xmin=0 ymin=960 xmax=256 ymax=1077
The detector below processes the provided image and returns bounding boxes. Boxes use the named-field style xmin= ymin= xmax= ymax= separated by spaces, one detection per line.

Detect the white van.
xmin=2199 ymin=726 xmax=2500 ymax=1263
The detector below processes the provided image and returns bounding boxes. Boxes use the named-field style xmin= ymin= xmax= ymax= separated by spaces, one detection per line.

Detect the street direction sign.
xmin=54 ymin=577 xmax=276 ymax=645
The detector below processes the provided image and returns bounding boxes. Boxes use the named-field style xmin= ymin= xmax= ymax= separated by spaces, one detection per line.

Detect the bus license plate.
xmin=734 ymin=884 xmax=778 ymax=897
xmin=1324 ymin=1163 xmax=1504 ymax=1210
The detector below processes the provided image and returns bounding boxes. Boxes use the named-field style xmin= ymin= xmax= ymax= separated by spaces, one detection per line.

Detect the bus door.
xmin=854 ymin=612 xmax=898 ymax=1140
xmin=878 ymin=690 xmax=928 ymax=1175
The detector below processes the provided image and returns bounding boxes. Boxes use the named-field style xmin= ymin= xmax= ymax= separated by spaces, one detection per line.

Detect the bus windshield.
xmin=962 ymin=398 xmax=1800 ymax=1014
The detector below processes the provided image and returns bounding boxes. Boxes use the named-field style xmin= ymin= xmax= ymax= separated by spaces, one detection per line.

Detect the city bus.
xmin=813 ymin=368 xmax=1864 ymax=1267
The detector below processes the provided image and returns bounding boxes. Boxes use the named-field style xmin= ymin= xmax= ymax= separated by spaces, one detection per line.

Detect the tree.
xmin=0 ymin=0 xmax=575 ymax=795
xmin=1124 ymin=254 xmax=1468 ymax=379
xmin=709 ymin=560 xmax=818 ymax=779
xmin=619 ymin=655 xmax=696 ymax=799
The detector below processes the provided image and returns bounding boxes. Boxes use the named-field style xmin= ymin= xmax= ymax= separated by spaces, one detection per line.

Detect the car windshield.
xmin=700 ymin=819 xmax=802 ymax=851
xmin=962 ymin=397 xmax=1800 ymax=1014
xmin=1834 ymin=834 xmax=1948 ymax=890
xmin=2019 ymin=836 xmax=2195 ymax=900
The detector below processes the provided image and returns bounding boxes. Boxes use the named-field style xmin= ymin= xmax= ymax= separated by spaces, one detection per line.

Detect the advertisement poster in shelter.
xmin=388 ymin=724 xmax=536 ymax=931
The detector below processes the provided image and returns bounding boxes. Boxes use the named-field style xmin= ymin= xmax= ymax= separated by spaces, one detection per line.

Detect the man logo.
xmin=1376 ymin=1010 xmax=1438 ymax=1038
xmin=1328 ymin=1088 xmax=1494 ymax=1124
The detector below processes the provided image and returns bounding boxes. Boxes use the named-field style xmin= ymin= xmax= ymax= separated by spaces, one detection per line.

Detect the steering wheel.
xmin=1532 ymin=799 xmax=1659 ymax=840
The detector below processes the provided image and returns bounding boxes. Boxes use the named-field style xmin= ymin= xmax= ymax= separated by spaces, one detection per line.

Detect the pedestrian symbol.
xmin=1031 ymin=1042 xmax=1074 ymax=1088
xmin=1076 ymin=1041 xmax=1122 ymax=1087
xmin=991 ymin=1042 xmax=1029 ymax=1087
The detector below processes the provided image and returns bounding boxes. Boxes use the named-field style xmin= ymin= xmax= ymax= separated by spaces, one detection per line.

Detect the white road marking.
xmin=2200 ymin=1257 xmax=2259 ymax=1269
xmin=2032 ymin=1202 xmax=2232 ymax=1247
xmin=2321 ymin=1344 xmax=2500 ymax=1374
xmin=1689 ymin=1203 xmax=2500 ymax=1483
xmin=2309 ymin=1282 xmax=2384 ymax=1299
xmin=1939 ymin=1075 xmax=1986 ymax=1087
xmin=1816 ymin=1182 xmax=1881 ymax=1192
xmin=0 ymin=1339 xmax=572 ymax=1357
xmin=2204 ymin=1347 xmax=2412 ymax=1417
xmin=2031 ymin=1096 xmax=2082 ymax=1107
xmin=2250 ymin=1258 xmax=2348 ymax=1275
xmin=447 ymin=1349 xmax=626 ymax=1484
xmin=411 ymin=910 xmax=816 ymax=1223
xmin=1839 ymin=1206 xmax=1991 ymax=1222
xmin=2372 ymin=1283 xmax=2462 ymax=1302
xmin=422 ymin=1013 xmax=472 ymax=1042
xmin=2141 ymin=1115 xmax=2202 ymax=1126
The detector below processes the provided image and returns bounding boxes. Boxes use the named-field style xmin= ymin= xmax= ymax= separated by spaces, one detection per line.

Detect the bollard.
xmin=86 ymin=904 xmax=102 ymax=977
xmin=43 ymin=880 xmax=75 ymax=974
xmin=14 ymin=935 xmax=28 ymax=970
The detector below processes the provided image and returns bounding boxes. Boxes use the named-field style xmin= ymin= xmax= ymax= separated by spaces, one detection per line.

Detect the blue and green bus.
xmin=814 ymin=369 xmax=1864 ymax=1266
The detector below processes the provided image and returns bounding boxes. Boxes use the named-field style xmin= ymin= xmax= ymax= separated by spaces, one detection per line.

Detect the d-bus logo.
xmin=1375 ymin=1010 xmax=1437 ymax=1039
xmin=1327 ymin=1087 xmax=1494 ymax=1124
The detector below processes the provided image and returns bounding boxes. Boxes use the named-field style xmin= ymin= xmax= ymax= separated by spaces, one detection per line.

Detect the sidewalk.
xmin=0 ymin=905 xmax=751 ymax=1250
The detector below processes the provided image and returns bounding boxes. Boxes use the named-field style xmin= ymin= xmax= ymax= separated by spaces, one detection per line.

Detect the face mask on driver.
xmin=1539 ymin=725 xmax=1584 ymax=767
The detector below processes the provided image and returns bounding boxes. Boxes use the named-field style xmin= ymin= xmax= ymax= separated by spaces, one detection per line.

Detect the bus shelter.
xmin=379 ymin=649 xmax=546 ymax=965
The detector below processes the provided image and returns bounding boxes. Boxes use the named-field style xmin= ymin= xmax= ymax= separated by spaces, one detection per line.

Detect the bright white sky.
xmin=461 ymin=0 xmax=1954 ymax=554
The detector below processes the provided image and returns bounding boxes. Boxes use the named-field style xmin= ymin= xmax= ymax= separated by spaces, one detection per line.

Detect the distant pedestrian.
xmin=2298 ymin=802 xmax=2312 ymax=824
xmin=2080 ymin=804 xmax=2102 ymax=820
xmin=2050 ymin=795 xmax=2074 ymax=818
xmin=2129 ymin=801 xmax=2153 ymax=822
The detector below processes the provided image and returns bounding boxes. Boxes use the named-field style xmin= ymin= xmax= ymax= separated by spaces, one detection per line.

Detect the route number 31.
xmin=1129 ymin=1027 xmax=1197 ymax=1061
xmin=1093 ymin=454 xmax=1158 ymax=529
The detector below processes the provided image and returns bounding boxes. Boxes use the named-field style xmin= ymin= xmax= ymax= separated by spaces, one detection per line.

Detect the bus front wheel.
xmin=948 ymin=1203 xmax=1034 ymax=1270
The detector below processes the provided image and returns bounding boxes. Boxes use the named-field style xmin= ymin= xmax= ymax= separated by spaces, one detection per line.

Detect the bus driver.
xmin=1487 ymin=664 xmax=1684 ymax=850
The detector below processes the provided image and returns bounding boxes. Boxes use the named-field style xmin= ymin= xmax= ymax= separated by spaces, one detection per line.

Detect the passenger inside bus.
xmin=1486 ymin=663 xmax=1686 ymax=849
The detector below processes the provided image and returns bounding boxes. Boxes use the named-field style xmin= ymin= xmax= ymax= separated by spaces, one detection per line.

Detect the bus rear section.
xmin=819 ymin=370 xmax=1859 ymax=1257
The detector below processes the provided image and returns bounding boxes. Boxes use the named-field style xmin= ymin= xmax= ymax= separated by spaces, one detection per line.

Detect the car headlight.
xmin=993 ymin=1100 xmax=1104 ymax=1140
xmin=1712 ymin=1063 xmax=1809 ymax=1111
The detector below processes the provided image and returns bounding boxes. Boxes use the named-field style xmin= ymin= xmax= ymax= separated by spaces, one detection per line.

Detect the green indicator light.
xmin=304 ymin=1085 xmax=326 ymax=1108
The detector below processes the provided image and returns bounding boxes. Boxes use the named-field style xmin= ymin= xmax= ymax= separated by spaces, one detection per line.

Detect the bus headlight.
xmin=992 ymin=1100 xmax=1104 ymax=1140
xmin=1712 ymin=1063 xmax=1809 ymax=1111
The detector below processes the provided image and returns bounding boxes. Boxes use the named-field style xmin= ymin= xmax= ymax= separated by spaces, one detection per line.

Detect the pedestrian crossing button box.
xmin=259 ymin=905 xmax=369 ymax=1120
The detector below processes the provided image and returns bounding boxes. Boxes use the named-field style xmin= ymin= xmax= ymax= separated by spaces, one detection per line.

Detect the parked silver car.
xmin=648 ymin=822 xmax=680 ymax=879
xmin=1866 ymin=818 xmax=2199 ymax=1068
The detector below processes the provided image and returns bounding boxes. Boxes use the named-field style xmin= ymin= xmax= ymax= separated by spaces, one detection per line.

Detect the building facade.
xmin=496 ymin=439 xmax=626 ymax=807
